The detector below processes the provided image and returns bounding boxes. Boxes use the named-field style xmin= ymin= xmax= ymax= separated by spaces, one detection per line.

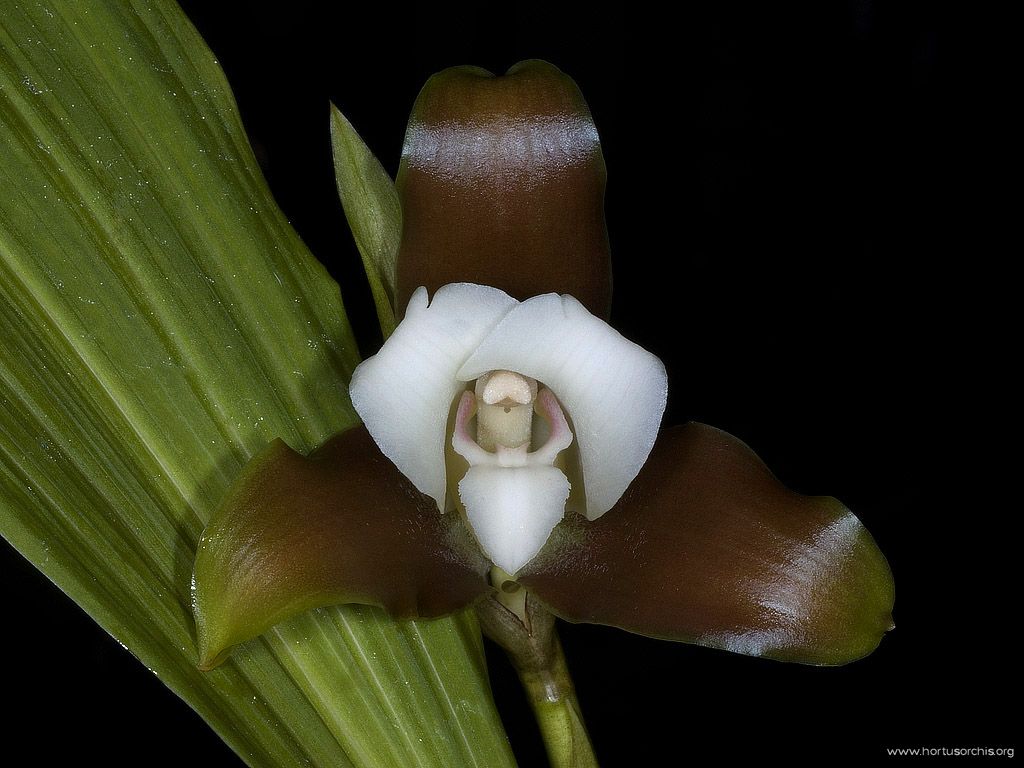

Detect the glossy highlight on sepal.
xmin=396 ymin=60 xmax=612 ymax=319
xmin=192 ymin=426 xmax=491 ymax=669
xmin=520 ymin=424 xmax=895 ymax=665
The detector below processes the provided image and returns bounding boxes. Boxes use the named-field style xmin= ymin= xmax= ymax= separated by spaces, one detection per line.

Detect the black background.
xmin=4 ymin=3 xmax=1009 ymax=766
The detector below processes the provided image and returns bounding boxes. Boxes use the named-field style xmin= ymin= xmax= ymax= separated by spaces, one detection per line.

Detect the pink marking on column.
xmin=451 ymin=390 xmax=493 ymax=466
xmin=529 ymin=388 xmax=574 ymax=466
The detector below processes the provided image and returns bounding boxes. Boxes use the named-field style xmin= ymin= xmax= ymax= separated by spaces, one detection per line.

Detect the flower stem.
xmin=476 ymin=589 xmax=600 ymax=768
xmin=517 ymin=632 xmax=596 ymax=768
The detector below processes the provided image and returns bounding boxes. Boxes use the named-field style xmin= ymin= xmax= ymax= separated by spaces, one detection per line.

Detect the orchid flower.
xmin=192 ymin=60 xmax=893 ymax=683
xmin=348 ymin=282 xmax=667 ymax=583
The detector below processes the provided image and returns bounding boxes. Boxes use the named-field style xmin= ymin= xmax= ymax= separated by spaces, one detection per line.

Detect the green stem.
xmin=518 ymin=632 xmax=596 ymax=768
xmin=476 ymin=590 xmax=600 ymax=768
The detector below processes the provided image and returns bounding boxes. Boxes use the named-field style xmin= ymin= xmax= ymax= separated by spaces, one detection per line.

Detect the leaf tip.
xmin=192 ymin=563 xmax=232 ymax=671
xmin=328 ymin=101 xmax=349 ymax=135
xmin=197 ymin=646 xmax=231 ymax=672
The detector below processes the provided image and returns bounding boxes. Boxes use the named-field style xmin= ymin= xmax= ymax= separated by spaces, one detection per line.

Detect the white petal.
xmin=459 ymin=293 xmax=667 ymax=519
xmin=350 ymin=284 xmax=517 ymax=509
xmin=458 ymin=465 xmax=570 ymax=574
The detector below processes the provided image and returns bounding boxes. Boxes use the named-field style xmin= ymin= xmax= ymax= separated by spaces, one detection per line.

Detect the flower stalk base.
xmin=476 ymin=591 xmax=599 ymax=768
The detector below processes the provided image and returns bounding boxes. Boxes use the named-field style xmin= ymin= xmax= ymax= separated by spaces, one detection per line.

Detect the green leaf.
xmin=0 ymin=3 xmax=513 ymax=767
xmin=330 ymin=104 xmax=400 ymax=337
